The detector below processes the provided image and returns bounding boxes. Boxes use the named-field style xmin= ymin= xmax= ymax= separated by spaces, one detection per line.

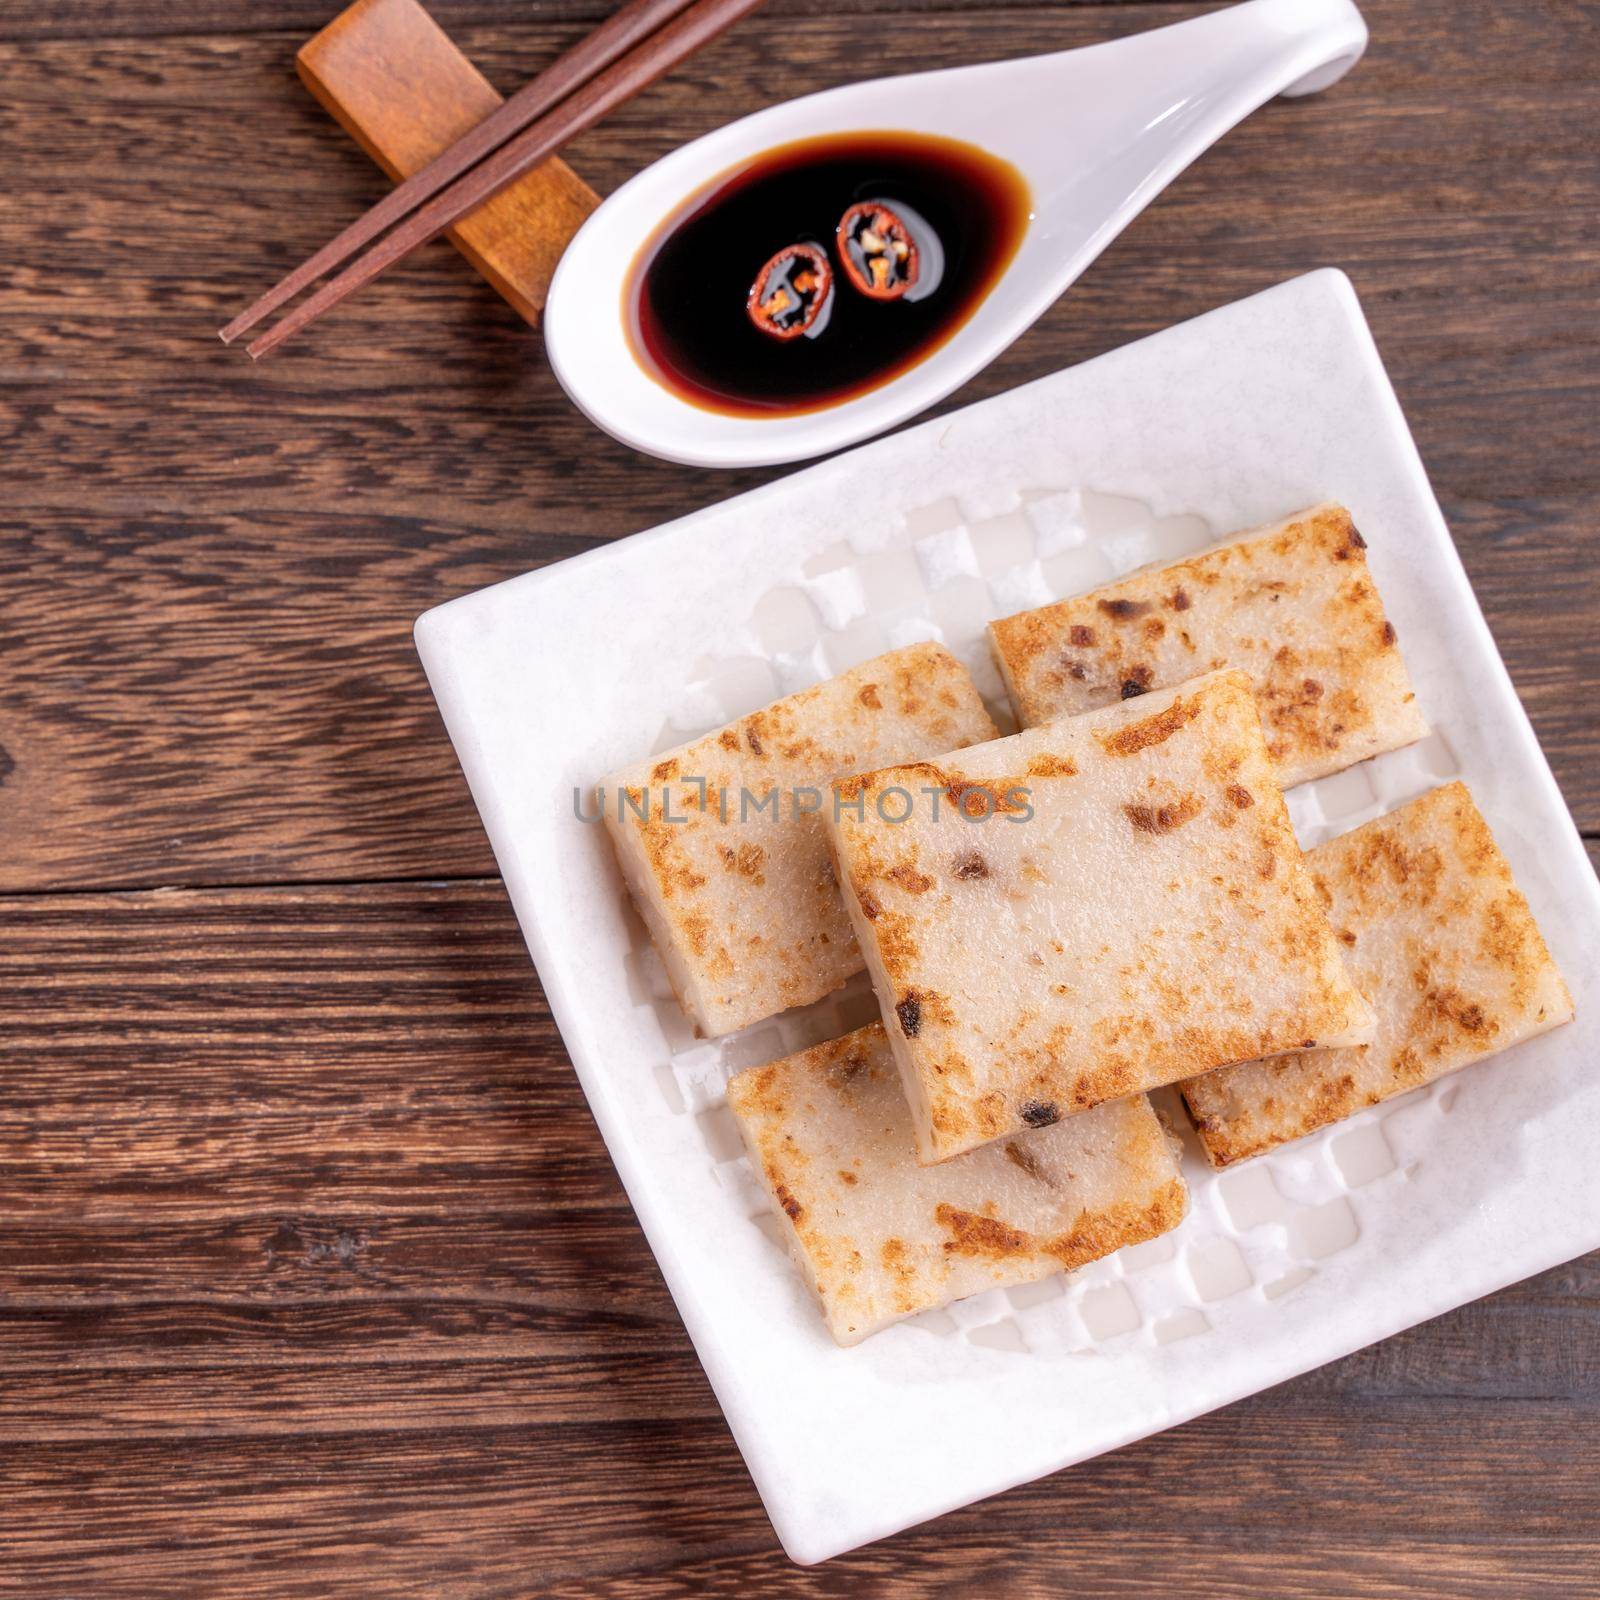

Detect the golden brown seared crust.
xmin=935 ymin=1179 xmax=1188 ymax=1270
xmin=1096 ymin=692 xmax=1204 ymax=758
xmin=601 ymin=643 xmax=997 ymax=1038
xmin=829 ymin=669 xmax=1375 ymax=1164
xmin=988 ymin=503 xmax=1428 ymax=788
xmin=1181 ymin=781 xmax=1575 ymax=1166
xmin=727 ymin=1025 xmax=1188 ymax=1344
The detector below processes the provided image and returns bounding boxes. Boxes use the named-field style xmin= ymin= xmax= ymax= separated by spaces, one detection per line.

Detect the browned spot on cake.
xmin=777 ymin=736 xmax=824 ymax=763
xmin=1098 ymin=597 xmax=1152 ymax=621
xmin=975 ymin=1091 xmax=1010 ymax=1137
xmin=857 ymin=682 xmax=882 ymax=710
xmin=1225 ymin=784 xmax=1255 ymax=810
xmin=1393 ymin=1044 xmax=1427 ymax=1088
xmin=829 ymin=1045 xmax=871 ymax=1085
xmin=1346 ymin=828 xmax=1445 ymax=902
xmin=946 ymin=780 xmax=1029 ymax=818
xmin=834 ymin=772 xmax=870 ymax=804
xmin=885 ymin=862 xmax=935 ymax=894
xmin=774 ymin=1183 xmax=803 ymax=1222
xmin=898 ymin=989 xmax=955 ymax=1043
xmin=717 ymin=728 xmax=740 ymax=752
xmin=1066 ymin=1053 xmax=1139 ymax=1110
xmin=896 ymin=994 xmax=923 ymax=1037
xmin=856 ymin=886 xmax=882 ymax=920
xmin=1026 ymin=753 xmax=1077 ymax=778
xmin=1381 ymin=620 xmax=1397 ymax=647
xmin=1416 ymin=979 xmax=1497 ymax=1044
xmin=1169 ymin=587 xmax=1192 ymax=611
xmin=888 ymin=759 xmax=954 ymax=793
xmin=935 ymin=1204 xmax=1029 ymax=1260
xmin=638 ymin=813 xmax=710 ymax=898
xmin=838 ymin=1170 xmax=858 ymax=1186
xmin=1066 ymin=662 xmax=1088 ymax=681
xmin=1121 ymin=664 xmax=1154 ymax=700
xmin=718 ymin=841 xmax=767 ymax=882
xmin=745 ymin=726 xmax=764 ymax=756
xmin=1069 ymin=624 xmax=1097 ymax=647
xmin=1004 ymin=1141 xmax=1049 ymax=1182
xmin=870 ymin=907 xmax=922 ymax=976
xmin=1019 ymin=1099 xmax=1061 ymax=1128
xmin=1125 ymin=794 xmax=1204 ymax=835
xmin=1098 ymin=693 xmax=1201 ymax=757
xmin=1043 ymin=1181 xmax=1188 ymax=1269
xmin=953 ymin=850 xmax=989 ymax=880
xmin=1288 ymin=1073 xmax=1362 ymax=1140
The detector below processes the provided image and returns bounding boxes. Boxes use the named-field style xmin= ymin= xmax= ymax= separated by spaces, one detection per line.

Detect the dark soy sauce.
xmin=626 ymin=131 xmax=1031 ymax=418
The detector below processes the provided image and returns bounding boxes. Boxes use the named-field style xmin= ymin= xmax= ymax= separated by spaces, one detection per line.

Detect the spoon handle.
xmin=991 ymin=0 xmax=1369 ymax=216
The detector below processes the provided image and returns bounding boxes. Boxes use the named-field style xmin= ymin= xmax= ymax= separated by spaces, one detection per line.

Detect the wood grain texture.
xmin=0 ymin=877 xmax=1596 ymax=1597
xmin=2 ymin=1 xmax=1597 ymax=890
xmin=1 ymin=0 xmax=1597 ymax=1593
xmin=0 ymin=0 xmax=1186 ymax=42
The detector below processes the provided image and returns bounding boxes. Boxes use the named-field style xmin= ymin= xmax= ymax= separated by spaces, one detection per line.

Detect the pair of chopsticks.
xmin=222 ymin=0 xmax=765 ymax=359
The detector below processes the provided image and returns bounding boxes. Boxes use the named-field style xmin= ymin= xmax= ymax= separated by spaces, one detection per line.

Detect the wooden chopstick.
xmin=237 ymin=0 xmax=767 ymax=359
xmin=221 ymin=0 xmax=701 ymax=346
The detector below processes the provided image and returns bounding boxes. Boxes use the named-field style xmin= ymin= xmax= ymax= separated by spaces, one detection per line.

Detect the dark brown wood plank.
xmin=2 ymin=1 xmax=1598 ymax=1593
xmin=2 ymin=1 xmax=1597 ymax=889
xmin=0 ymin=0 xmax=1187 ymax=44
xmin=0 ymin=1247 xmax=1592 ymax=1415
xmin=0 ymin=877 xmax=1596 ymax=1596
xmin=0 ymin=1401 xmax=1593 ymax=1598
xmin=5 ymin=492 xmax=1593 ymax=891
xmin=0 ymin=882 xmax=627 ymax=1216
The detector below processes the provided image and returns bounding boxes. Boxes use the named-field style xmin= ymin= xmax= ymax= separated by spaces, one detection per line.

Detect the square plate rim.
xmin=414 ymin=267 xmax=1600 ymax=1565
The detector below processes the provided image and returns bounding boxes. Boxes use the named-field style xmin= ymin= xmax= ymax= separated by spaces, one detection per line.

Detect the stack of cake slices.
xmin=601 ymin=505 xmax=1573 ymax=1345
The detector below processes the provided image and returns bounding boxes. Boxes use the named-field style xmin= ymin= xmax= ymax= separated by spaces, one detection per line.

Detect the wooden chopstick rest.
xmin=297 ymin=0 xmax=600 ymax=325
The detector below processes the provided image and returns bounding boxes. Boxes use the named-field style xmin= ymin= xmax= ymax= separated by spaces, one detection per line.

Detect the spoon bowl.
xmin=545 ymin=0 xmax=1367 ymax=468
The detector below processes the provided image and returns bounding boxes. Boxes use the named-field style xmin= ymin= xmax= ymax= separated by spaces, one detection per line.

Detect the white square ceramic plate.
xmin=415 ymin=270 xmax=1600 ymax=1565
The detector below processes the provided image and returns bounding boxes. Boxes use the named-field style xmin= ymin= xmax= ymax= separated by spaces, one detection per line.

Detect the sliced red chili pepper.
xmin=836 ymin=201 xmax=920 ymax=301
xmin=746 ymin=243 xmax=834 ymax=340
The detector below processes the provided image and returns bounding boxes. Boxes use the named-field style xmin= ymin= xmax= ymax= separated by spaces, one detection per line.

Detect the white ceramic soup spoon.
xmin=544 ymin=0 xmax=1367 ymax=469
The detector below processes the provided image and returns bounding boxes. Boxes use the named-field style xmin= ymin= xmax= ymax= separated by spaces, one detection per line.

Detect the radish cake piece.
xmin=988 ymin=503 xmax=1427 ymax=787
xmin=1182 ymin=781 xmax=1573 ymax=1166
xmin=728 ymin=1023 xmax=1187 ymax=1345
xmin=602 ymin=643 xmax=996 ymax=1037
xmin=828 ymin=668 xmax=1376 ymax=1163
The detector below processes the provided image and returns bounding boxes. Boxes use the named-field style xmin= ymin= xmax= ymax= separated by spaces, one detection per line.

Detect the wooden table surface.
xmin=3 ymin=0 xmax=1597 ymax=1593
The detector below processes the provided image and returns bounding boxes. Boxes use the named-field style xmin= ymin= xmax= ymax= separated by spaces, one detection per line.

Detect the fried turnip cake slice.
xmin=988 ymin=503 xmax=1426 ymax=788
xmin=602 ymin=643 xmax=996 ymax=1037
xmin=1182 ymin=781 xmax=1573 ymax=1166
xmin=827 ymin=668 xmax=1375 ymax=1163
xmin=728 ymin=1023 xmax=1187 ymax=1345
